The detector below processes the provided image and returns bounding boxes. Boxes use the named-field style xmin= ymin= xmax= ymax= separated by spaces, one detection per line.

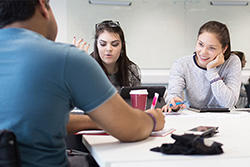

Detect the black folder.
xmin=188 ymin=107 xmax=230 ymax=113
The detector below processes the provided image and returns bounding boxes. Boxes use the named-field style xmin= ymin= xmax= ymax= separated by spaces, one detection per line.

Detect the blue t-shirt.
xmin=0 ymin=28 xmax=116 ymax=167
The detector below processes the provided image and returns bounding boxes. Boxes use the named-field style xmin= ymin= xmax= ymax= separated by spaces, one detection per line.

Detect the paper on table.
xmin=232 ymin=108 xmax=250 ymax=112
xmin=76 ymin=128 xmax=176 ymax=137
xmin=76 ymin=130 xmax=109 ymax=135
xmin=164 ymin=112 xmax=181 ymax=115
xmin=151 ymin=128 xmax=176 ymax=137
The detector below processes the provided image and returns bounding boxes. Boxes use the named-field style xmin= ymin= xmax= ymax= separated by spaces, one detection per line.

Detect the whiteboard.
xmin=51 ymin=0 xmax=250 ymax=69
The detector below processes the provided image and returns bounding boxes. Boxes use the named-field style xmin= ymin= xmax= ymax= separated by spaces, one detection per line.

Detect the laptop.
xmin=119 ymin=86 xmax=166 ymax=109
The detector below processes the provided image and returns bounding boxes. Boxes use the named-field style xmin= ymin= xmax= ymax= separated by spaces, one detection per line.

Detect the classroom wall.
xmin=50 ymin=0 xmax=67 ymax=42
xmin=50 ymin=0 xmax=250 ymax=84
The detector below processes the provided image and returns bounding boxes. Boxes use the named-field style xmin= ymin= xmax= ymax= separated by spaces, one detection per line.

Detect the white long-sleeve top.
xmin=166 ymin=54 xmax=241 ymax=108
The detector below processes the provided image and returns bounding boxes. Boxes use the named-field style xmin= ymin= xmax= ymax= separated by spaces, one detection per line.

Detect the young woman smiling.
xmin=163 ymin=21 xmax=241 ymax=112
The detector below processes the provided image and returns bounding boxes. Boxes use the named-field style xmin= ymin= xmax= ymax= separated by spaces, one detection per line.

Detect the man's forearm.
xmin=67 ymin=114 xmax=100 ymax=134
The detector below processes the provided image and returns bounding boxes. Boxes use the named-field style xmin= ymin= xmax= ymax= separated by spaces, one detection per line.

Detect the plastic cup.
xmin=129 ymin=89 xmax=148 ymax=110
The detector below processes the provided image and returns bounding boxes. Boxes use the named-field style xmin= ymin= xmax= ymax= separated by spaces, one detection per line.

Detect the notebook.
xmin=119 ymin=86 xmax=166 ymax=109
xmin=188 ymin=107 xmax=230 ymax=113
xmin=76 ymin=128 xmax=176 ymax=137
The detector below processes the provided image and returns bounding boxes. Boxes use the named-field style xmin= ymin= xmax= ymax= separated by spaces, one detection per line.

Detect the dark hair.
xmin=198 ymin=21 xmax=231 ymax=61
xmin=0 ymin=0 xmax=50 ymax=28
xmin=231 ymin=51 xmax=245 ymax=68
xmin=92 ymin=20 xmax=137 ymax=87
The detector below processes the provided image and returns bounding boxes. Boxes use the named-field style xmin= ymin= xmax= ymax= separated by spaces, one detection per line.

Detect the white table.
xmin=82 ymin=110 xmax=250 ymax=167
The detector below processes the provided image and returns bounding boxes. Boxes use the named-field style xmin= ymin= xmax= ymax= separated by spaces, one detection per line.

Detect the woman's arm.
xmin=165 ymin=59 xmax=186 ymax=104
xmin=206 ymin=55 xmax=241 ymax=107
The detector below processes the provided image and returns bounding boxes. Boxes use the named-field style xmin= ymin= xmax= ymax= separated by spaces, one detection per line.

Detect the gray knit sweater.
xmin=166 ymin=54 xmax=241 ymax=108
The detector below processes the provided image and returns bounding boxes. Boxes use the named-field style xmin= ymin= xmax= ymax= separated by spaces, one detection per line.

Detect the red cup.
xmin=130 ymin=89 xmax=148 ymax=110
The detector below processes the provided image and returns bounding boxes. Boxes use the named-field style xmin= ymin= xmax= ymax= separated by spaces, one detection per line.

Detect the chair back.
xmin=244 ymin=84 xmax=250 ymax=107
xmin=0 ymin=130 xmax=21 ymax=167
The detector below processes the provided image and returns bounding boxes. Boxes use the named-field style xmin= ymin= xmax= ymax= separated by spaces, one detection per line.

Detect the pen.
xmin=151 ymin=93 xmax=159 ymax=109
xmin=169 ymin=101 xmax=185 ymax=107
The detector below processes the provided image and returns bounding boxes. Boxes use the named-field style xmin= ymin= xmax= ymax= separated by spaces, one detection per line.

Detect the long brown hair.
xmin=92 ymin=20 xmax=137 ymax=86
xmin=231 ymin=51 xmax=245 ymax=68
xmin=198 ymin=21 xmax=231 ymax=61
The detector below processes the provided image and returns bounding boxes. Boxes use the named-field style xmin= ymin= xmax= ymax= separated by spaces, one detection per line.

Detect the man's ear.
xmin=37 ymin=0 xmax=50 ymax=19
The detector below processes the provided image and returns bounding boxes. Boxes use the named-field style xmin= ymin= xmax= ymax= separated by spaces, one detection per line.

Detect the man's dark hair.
xmin=0 ymin=0 xmax=50 ymax=28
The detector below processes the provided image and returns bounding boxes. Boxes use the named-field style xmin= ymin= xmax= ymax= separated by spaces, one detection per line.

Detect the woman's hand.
xmin=73 ymin=36 xmax=90 ymax=53
xmin=206 ymin=52 xmax=225 ymax=70
xmin=162 ymin=97 xmax=186 ymax=112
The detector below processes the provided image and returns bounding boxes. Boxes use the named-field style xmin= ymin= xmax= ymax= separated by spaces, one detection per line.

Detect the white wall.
xmin=50 ymin=0 xmax=67 ymax=42
xmin=51 ymin=0 xmax=250 ymax=69
xmin=141 ymin=68 xmax=250 ymax=85
xmin=50 ymin=0 xmax=250 ymax=83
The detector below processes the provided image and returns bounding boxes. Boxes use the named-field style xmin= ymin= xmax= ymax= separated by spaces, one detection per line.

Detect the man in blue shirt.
xmin=0 ymin=0 xmax=165 ymax=167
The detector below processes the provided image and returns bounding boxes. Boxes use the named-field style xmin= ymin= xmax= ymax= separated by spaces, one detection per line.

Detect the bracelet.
xmin=146 ymin=113 xmax=156 ymax=132
xmin=210 ymin=77 xmax=222 ymax=84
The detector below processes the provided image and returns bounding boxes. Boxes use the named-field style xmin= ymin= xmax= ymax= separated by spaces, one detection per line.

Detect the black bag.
xmin=0 ymin=130 xmax=21 ymax=167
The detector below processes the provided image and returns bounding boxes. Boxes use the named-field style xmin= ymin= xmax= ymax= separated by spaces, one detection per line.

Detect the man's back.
xmin=0 ymin=28 xmax=116 ymax=167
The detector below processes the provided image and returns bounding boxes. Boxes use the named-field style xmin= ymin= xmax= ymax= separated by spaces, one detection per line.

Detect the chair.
xmin=244 ymin=84 xmax=250 ymax=108
xmin=0 ymin=130 xmax=21 ymax=167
